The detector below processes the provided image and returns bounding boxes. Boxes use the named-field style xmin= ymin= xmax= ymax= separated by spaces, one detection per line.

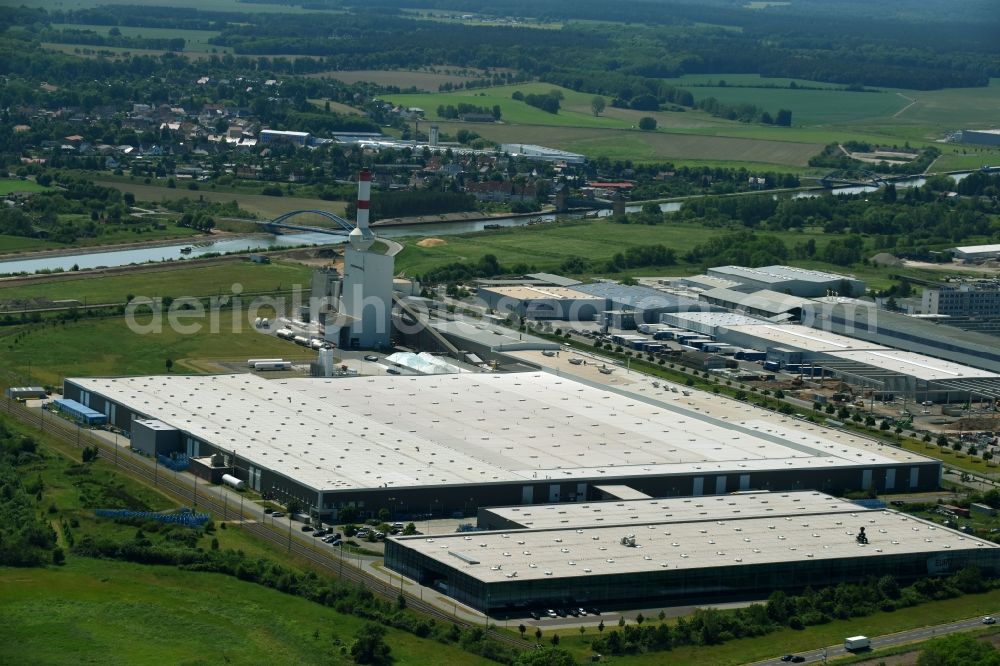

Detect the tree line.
xmin=591 ymin=566 xmax=992 ymax=657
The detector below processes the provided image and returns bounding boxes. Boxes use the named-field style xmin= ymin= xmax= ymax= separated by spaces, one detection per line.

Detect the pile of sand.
xmin=870 ymin=252 xmax=902 ymax=267
xmin=416 ymin=238 xmax=446 ymax=248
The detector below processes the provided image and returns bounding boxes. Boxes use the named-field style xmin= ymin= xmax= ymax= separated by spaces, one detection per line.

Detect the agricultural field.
xmin=93 ymin=180 xmax=348 ymax=220
xmin=0 ymin=261 xmax=313 ymax=305
xmin=384 ymin=78 xmax=1000 ymax=170
xmin=0 ymin=178 xmax=52 ymax=195
xmin=51 ymin=23 xmax=230 ymax=53
xmin=14 ymin=0 xmax=335 ymax=12
xmin=309 ymin=67 xmax=495 ymax=90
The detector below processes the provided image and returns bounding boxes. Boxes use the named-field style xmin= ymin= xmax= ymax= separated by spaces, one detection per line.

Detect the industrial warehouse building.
xmin=477 ymin=285 xmax=604 ymax=321
xmin=63 ymin=372 xmax=940 ymax=521
xmin=706 ymin=266 xmax=865 ymax=298
xmin=386 ymin=491 xmax=1000 ymax=613
xmin=950 ymin=243 xmax=1000 ymax=262
xmin=662 ymin=316 xmax=1000 ymax=403
xmin=569 ymin=282 xmax=718 ymax=325
xmin=801 ymin=300 xmax=1000 ymax=375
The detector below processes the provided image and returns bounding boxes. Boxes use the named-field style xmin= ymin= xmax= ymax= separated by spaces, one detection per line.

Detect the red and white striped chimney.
xmin=356 ymin=169 xmax=372 ymax=233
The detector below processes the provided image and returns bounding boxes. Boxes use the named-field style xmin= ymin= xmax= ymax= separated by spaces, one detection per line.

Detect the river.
xmin=0 ymin=173 xmax=970 ymax=275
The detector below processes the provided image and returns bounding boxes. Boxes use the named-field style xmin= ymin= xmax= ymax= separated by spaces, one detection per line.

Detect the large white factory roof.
xmin=71 ymin=372 xmax=930 ymax=494
xmin=725 ymin=324 xmax=890 ymax=352
xmin=395 ymin=504 xmax=997 ymax=583
xmin=484 ymin=490 xmax=856 ymax=530
xmin=482 ymin=285 xmax=601 ymax=301
xmin=952 ymin=243 xmax=1000 ymax=255
xmin=826 ymin=349 xmax=1000 ymax=382
xmin=711 ymin=265 xmax=859 ymax=285
xmin=663 ymin=311 xmax=768 ymax=330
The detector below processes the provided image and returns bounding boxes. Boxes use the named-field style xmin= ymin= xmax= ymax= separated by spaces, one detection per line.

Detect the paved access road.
xmin=751 ymin=613 xmax=998 ymax=665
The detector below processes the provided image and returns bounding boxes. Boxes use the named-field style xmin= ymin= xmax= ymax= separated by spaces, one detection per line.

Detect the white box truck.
xmin=844 ymin=636 xmax=870 ymax=651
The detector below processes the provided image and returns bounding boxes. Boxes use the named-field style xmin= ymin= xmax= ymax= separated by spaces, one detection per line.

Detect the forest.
xmin=9 ymin=0 xmax=997 ymax=102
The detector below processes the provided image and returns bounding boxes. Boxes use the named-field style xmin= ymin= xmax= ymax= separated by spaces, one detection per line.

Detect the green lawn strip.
xmin=0 ymin=261 xmax=313 ymax=304
xmin=0 ymin=558 xmax=488 ymax=666
xmin=541 ymin=589 xmax=1000 ymax=664
xmin=0 ymin=178 xmax=52 ymax=195
xmin=0 ymin=235 xmax=66 ymax=255
xmin=0 ymin=312 xmax=311 ymax=386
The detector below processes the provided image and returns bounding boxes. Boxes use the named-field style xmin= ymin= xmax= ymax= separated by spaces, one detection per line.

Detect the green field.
xmin=0 ymin=311 xmax=311 ymax=386
xmin=0 ymin=224 xmax=210 ymax=258
xmin=0 ymin=261 xmax=313 ymax=305
xmin=384 ymin=77 xmax=1000 ymax=168
xmin=395 ymin=218 xmax=835 ymax=276
xmin=0 ymin=558 xmax=487 ymax=666
xmin=0 ymin=178 xmax=52 ymax=195
xmin=52 ymin=23 xmax=230 ymax=52
xmin=394 ymin=217 xmax=967 ymax=291
xmin=310 ymin=67 xmax=493 ymax=90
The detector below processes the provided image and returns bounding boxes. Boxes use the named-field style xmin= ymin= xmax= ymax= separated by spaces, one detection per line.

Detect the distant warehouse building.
xmin=801 ymin=300 xmax=1000 ymax=374
xmin=259 ymin=129 xmax=311 ymax=146
xmin=477 ymin=285 xmax=604 ymax=321
xmin=707 ymin=265 xmax=865 ymax=298
xmin=950 ymin=244 xmax=1000 ymax=263
xmin=955 ymin=130 xmax=1000 ymax=147
xmin=569 ymin=282 xmax=720 ymax=325
xmin=386 ymin=491 xmax=1000 ymax=614
xmin=63 ymin=372 xmax=939 ymax=522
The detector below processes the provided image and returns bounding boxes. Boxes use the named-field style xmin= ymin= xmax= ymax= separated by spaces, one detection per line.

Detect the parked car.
xmin=386 ymin=367 xmax=401 ymax=374
xmin=577 ymin=608 xmax=587 ymax=616
xmin=330 ymin=539 xmax=342 ymax=546
xmin=529 ymin=611 xmax=540 ymax=620
xmin=301 ymin=525 xmax=314 ymax=532
xmin=364 ymin=354 xmax=379 ymax=362
xmin=546 ymin=609 xmax=557 ymax=618
xmin=271 ymin=511 xmax=285 ymax=518
xmin=264 ymin=507 xmax=273 ymax=514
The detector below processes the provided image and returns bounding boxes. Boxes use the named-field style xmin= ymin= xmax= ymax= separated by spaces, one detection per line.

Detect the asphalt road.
xmin=751 ymin=613 xmax=998 ymax=665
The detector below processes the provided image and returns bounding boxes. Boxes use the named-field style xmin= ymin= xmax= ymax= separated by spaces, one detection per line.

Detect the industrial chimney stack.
xmin=349 ymin=169 xmax=375 ymax=250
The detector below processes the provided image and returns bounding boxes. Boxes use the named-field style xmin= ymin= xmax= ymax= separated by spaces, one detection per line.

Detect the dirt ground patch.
xmin=417 ymin=238 xmax=447 ymax=247
xmin=902 ymin=259 xmax=1000 ymax=275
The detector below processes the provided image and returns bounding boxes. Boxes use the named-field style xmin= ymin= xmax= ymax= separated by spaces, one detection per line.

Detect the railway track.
xmin=2 ymin=398 xmax=525 ymax=651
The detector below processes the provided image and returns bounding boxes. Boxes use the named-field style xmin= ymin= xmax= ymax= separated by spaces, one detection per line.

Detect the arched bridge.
xmin=819 ymin=170 xmax=887 ymax=189
xmin=260 ymin=209 xmax=356 ymax=235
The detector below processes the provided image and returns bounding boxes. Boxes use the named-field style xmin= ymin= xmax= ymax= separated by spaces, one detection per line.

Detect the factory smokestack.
xmin=349 ymin=169 xmax=374 ymax=250
xmin=356 ymin=169 xmax=372 ymax=232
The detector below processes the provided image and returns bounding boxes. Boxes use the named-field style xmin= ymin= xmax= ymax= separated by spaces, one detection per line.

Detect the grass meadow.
xmin=0 ymin=178 xmax=52 ymax=195
xmin=0 ymin=261 xmax=313 ymax=304
xmin=0 ymin=417 xmax=489 ymax=666
xmin=0 ymin=311 xmax=312 ymax=386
